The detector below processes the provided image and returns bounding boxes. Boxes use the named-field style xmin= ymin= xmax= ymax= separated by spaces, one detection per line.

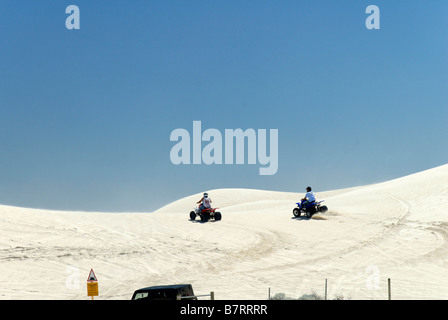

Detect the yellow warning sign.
xmin=87 ymin=281 xmax=99 ymax=297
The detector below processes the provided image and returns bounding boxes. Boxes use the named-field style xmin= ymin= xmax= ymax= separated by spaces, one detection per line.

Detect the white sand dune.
xmin=1 ymin=164 xmax=447 ymax=300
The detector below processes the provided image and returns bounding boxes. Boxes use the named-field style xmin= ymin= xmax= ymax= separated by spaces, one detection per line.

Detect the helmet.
xmin=203 ymin=192 xmax=208 ymax=197
xmin=306 ymin=186 xmax=312 ymax=192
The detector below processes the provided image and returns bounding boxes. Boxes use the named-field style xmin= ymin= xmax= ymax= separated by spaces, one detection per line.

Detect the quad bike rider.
xmin=301 ymin=186 xmax=316 ymax=209
xmin=190 ymin=192 xmax=222 ymax=222
xmin=197 ymin=192 xmax=212 ymax=212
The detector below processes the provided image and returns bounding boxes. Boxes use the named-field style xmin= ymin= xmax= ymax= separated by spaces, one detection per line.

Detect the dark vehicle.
xmin=131 ymin=284 xmax=197 ymax=300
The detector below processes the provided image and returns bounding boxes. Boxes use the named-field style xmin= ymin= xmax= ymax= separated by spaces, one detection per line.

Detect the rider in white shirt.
xmin=301 ymin=186 xmax=316 ymax=208
xmin=197 ymin=192 xmax=212 ymax=211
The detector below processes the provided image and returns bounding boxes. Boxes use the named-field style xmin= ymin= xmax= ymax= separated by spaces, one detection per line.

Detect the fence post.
xmin=325 ymin=279 xmax=328 ymax=300
xmin=210 ymin=291 xmax=215 ymax=300
xmin=388 ymin=278 xmax=391 ymax=300
xmin=268 ymin=287 xmax=270 ymax=300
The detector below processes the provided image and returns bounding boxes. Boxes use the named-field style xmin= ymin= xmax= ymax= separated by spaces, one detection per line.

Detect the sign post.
xmin=87 ymin=269 xmax=99 ymax=300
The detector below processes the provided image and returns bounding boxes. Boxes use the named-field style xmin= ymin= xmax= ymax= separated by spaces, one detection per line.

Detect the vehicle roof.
xmin=134 ymin=284 xmax=192 ymax=291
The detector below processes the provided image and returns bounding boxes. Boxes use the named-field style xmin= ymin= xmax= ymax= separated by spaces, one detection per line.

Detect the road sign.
xmin=87 ymin=269 xmax=99 ymax=299
xmin=87 ymin=281 xmax=99 ymax=297
xmin=87 ymin=269 xmax=97 ymax=282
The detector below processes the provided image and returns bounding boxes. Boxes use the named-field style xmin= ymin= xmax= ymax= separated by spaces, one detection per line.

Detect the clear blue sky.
xmin=0 ymin=1 xmax=447 ymax=212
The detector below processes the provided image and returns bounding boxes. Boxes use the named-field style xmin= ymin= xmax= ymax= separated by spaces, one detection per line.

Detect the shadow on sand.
xmin=291 ymin=214 xmax=327 ymax=221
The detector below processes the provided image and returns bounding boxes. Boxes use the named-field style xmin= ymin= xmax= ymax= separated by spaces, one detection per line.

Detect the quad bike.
xmin=293 ymin=200 xmax=328 ymax=218
xmin=190 ymin=207 xmax=222 ymax=222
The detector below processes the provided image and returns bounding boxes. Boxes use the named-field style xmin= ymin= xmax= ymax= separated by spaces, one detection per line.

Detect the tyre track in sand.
xmin=145 ymin=213 xmax=285 ymax=282
xmin=218 ymin=192 xmax=420 ymax=276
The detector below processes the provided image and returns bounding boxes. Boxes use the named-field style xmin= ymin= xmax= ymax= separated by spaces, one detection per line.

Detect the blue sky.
xmin=0 ymin=1 xmax=447 ymax=212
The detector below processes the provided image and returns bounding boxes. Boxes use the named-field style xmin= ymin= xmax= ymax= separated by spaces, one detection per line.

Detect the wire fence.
xmin=266 ymin=278 xmax=448 ymax=300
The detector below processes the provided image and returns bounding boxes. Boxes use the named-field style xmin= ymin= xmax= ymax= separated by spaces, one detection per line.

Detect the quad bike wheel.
xmin=200 ymin=212 xmax=209 ymax=222
xmin=319 ymin=205 xmax=328 ymax=213
xmin=293 ymin=208 xmax=301 ymax=217
xmin=214 ymin=212 xmax=222 ymax=221
xmin=190 ymin=211 xmax=196 ymax=221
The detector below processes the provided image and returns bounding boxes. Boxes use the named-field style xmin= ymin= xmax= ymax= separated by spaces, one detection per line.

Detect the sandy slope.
xmin=0 ymin=164 xmax=447 ymax=300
